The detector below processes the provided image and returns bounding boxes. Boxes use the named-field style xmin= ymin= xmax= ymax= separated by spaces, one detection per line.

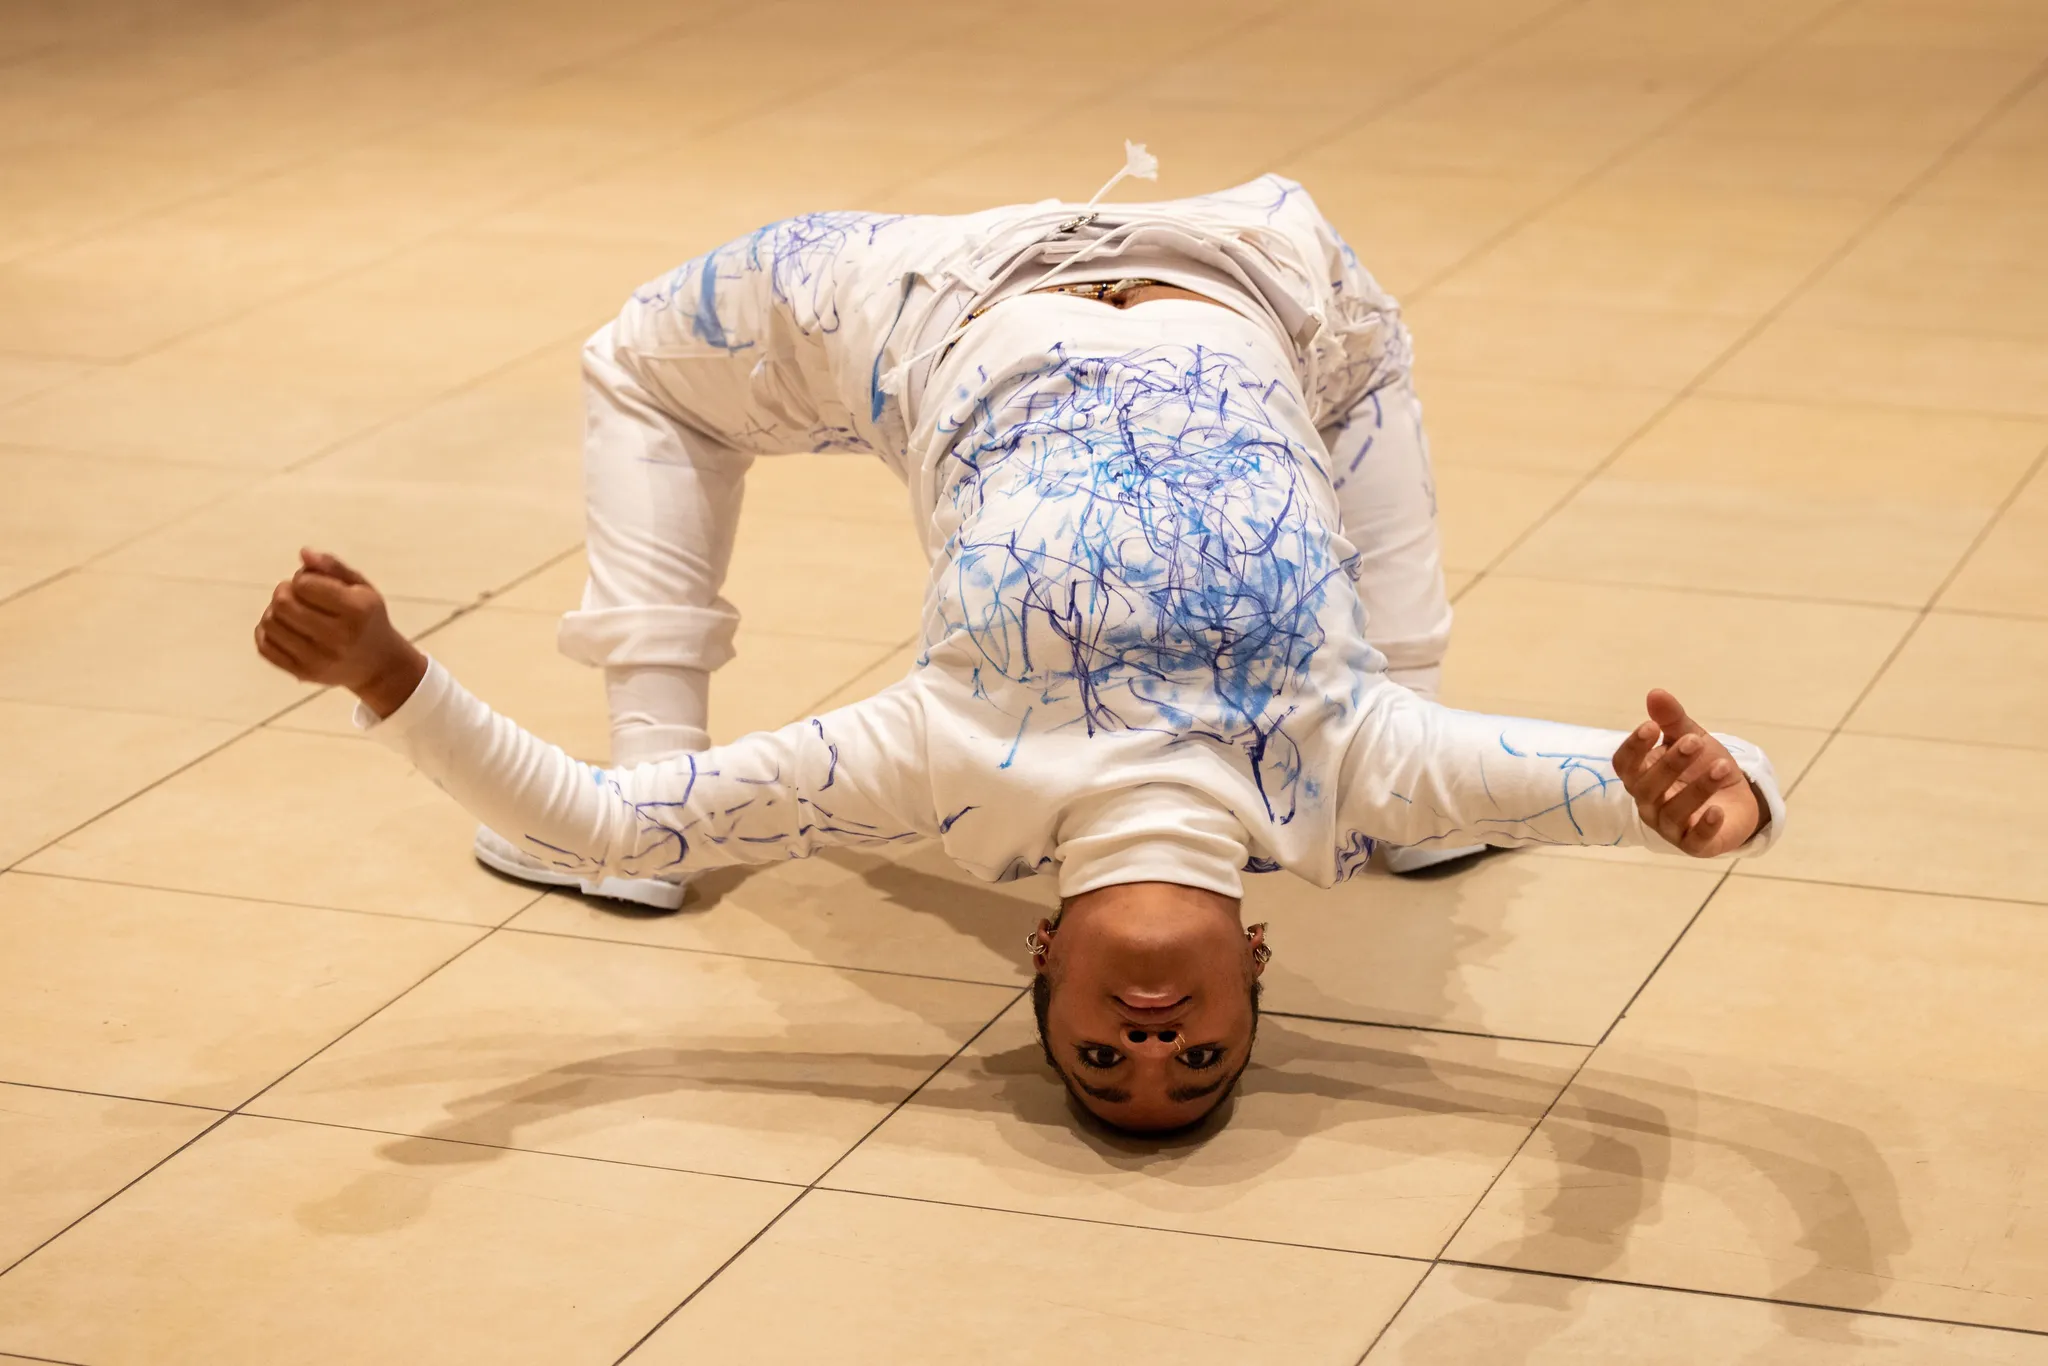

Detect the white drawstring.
xmin=1080 ymin=139 xmax=1159 ymax=214
xmin=882 ymin=143 xmax=1165 ymax=393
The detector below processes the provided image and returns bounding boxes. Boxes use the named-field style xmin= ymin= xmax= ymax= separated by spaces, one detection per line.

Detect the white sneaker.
xmin=1383 ymin=842 xmax=1489 ymax=876
xmin=471 ymin=825 xmax=689 ymax=911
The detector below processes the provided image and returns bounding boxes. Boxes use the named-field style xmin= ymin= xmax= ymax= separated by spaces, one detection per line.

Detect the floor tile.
xmin=1435 ymin=187 xmax=1873 ymax=317
xmin=0 ymin=1083 xmax=215 ymax=1271
xmin=1751 ymin=733 xmax=2046 ymax=903
xmin=722 ymin=511 xmax=930 ymax=646
xmin=0 ymin=356 xmax=90 ymax=411
xmin=0 ymin=1114 xmax=794 ymax=1366
xmin=21 ymin=728 xmax=541 ymax=924
xmin=0 ymin=701 xmax=239 ymax=869
xmin=1440 ymin=577 xmax=1914 ymax=731
xmin=1251 ymin=856 xmax=1721 ymax=1045
xmin=1940 ymin=461 xmax=2048 ymax=619
xmin=1600 ymin=125 xmax=1935 ymax=199
xmin=311 ymin=346 xmax=585 ymax=496
xmin=1367 ymin=1263 xmax=2048 ymax=1363
xmin=1606 ymin=395 xmax=2048 ymax=506
xmin=1705 ymin=319 xmax=2048 ymax=419
xmin=1416 ymin=376 xmax=1672 ymax=478
xmin=272 ymin=605 xmax=607 ymax=757
xmin=1448 ymin=878 xmax=2048 ymax=1332
xmin=508 ymin=836 xmax=1050 ymax=986
xmin=639 ymin=1188 xmax=1426 ymax=1366
xmin=252 ymin=930 xmax=1015 ymax=1184
xmin=826 ymin=1000 xmax=1585 ymax=1257
xmin=0 ymin=873 xmax=480 ymax=1108
xmin=0 ymin=571 xmax=455 ymax=723
xmin=1500 ymin=476 xmax=1989 ymax=607
xmin=1285 ymin=168 xmax=1569 ymax=295
xmin=0 ymin=447 xmax=245 ymax=568
xmin=1405 ymin=298 xmax=1751 ymax=392
xmin=99 ymin=468 xmax=583 ymax=602
xmin=1849 ymin=612 xmax=2048 ymax=749
xmin=1432 ymin=466 xmax=1577 ymax=573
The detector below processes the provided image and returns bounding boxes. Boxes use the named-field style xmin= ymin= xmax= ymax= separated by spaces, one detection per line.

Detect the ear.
xmin=1032 ymin=916 xmax=1058 ymax=974
xmin=1246 ymin=921 xmax=1270 ymax=980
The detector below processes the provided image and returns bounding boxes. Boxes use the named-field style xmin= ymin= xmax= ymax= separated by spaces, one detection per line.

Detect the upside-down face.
xmin=1034 ymin=881 xmax=1266 ymax=1134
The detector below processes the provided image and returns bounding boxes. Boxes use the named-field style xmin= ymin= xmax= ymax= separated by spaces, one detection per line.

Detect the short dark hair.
xmin=1032 ymin=971 xmax=1261 ymax=1128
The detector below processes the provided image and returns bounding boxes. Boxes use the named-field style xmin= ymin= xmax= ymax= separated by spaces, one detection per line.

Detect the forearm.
xmin=1339 ymin=682 xmax=1785 ymax=855
xmin=361 ymin=659 xmax=936 ymax=879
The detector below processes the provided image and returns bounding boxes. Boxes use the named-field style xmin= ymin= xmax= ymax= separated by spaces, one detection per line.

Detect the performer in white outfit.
xmin=256 ymin=154 xmax=1783 ymax=1134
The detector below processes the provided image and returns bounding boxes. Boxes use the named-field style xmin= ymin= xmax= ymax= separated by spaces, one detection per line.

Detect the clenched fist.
xmin=254 ymin=549 xmax=428 ymax=718
xmin=1612 ymin=689 xmax=1769 ymax=857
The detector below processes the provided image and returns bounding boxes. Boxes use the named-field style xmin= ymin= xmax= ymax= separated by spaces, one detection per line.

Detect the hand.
xmin=253 ymin=549 xmax=428 ymax=718
xmin=1612 ymin=689 xmax=1764 ymax=857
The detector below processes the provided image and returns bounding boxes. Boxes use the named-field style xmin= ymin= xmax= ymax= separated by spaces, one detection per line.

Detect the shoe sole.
xmin=473 ymin=837 xmax=687 ymax=911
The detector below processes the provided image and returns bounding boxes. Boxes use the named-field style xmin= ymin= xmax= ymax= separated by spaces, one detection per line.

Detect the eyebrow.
xmin=1071 ymin=1075 xmax=1132 ymax=1104
xmin=1167 ymin=1070 xmax=1234 ymax=1104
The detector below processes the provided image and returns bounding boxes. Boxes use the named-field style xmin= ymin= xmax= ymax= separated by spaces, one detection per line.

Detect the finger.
xmin=254 ymin=622 xmax=309 ymax=673
xmin=1657 ymin=755 xmax=1739 ymax=841
xmin=259 ymin=610 xmax=325 ymax=661
xmin=1646 ymin=688 xmax=1706 ymax=744
xmin=300 ymin=548 xmax=368 ymax=587
xmin=1612 ymin=721 xmax=1659 ymax=783
xmin=288 ymin=572 xmax=361 ymax=617
xmin=269 ymin=593 xmax=347 ymax=644
xmin=1638 ymin=731 xmax=1711 ymax=807
xmin=1681 ymin=804 xmax=1729 ymax=856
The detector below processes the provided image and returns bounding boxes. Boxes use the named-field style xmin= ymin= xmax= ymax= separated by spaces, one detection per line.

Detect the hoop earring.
xmin=1025 ymin=929 xmax=1048 ymax=963
xmin=1246 ymin=923 xmax=1272 ymax=967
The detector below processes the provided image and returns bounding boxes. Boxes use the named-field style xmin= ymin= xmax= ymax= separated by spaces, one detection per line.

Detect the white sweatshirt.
xmin=363 ymin=289 xmax=1785 ymax=898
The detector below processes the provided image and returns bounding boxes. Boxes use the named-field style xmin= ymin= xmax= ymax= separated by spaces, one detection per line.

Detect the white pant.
xmin=558 ymin=268 xmax=1450 ymax=767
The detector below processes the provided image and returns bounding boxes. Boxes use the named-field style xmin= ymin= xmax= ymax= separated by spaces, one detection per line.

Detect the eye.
xmin=1178 ymin=1045 xmax=1226 ymax=1070
xmin=1075 ymin=1044 xmax=1123 ymax=1070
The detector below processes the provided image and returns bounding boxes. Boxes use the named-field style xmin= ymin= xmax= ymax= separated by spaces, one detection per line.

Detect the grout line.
xmin=1261 ymin=1010 xmax=1585 ymax=1051
xmin=1727 ymin=868 xmax=2048 ymax=910
xmin=0 ymin=0 xmax=752 ymax=272
xmin=1400 ymin=0 xmax=1868 ymax=309
xmin=802 ymin=1184 xmax=1435 ymax=1263
xmin=1 ymin=867 xmax=511 ymax=930
xmin=608 ymin=989 xmax=1028 ymax=1363
xmin=1787 ymin=437 xmax=2048 ymax=800
xmin=1431 ymin=1258 xmax=2048 ymax=1341
xmin=0 ymin=1078 xmax=227 ymax=1115
xmin=1447 ymin=568 xmax=1935 ymax=615
xmin=496 ymin=919 xmax=1029 ymax=992
xmin=220 ymin=1110 xmax=808 ymax=1192
xmin=1417 ymin=866 xmax=1739 ymax=1277
xmin=1354 ymin=1262 xmax=1438 ymax=1365
xmin=224 ymin=891 xmax=550 ymax=1116
xmin=1260 ymin=0 xmax=1596 ymax=169
xmin=0 ymin=897 xmax=550 ymax=1285
xmin=1448 ymin=55 xmax=2048 ymax=615
xmin=0 ymin=1110 xmax=234 ymax=1281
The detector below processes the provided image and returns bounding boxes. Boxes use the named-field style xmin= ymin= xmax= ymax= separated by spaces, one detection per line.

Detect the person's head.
xmin=1029 ymin=880 xmax=1268 ymax=1134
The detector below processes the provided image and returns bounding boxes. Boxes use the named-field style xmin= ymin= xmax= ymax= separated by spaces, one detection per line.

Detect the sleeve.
xmin=1335 ymin=679 xmax=1787 ymax=860
xmin=359 ymin=659 xmax=939 ymax=880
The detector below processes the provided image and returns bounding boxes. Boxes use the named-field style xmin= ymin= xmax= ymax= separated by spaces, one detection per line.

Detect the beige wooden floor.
xmin=3 ymin=0 xmax=2047 ymax=1361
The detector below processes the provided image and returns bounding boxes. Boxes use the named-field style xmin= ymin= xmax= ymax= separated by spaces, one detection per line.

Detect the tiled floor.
xmin=2 ymin=0 xmax=2045 ymax=1360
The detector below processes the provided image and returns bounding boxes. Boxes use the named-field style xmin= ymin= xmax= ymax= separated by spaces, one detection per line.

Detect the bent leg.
xmin=558 ymin=214 xmax=914 ymax=767
xmin=1323 ymin=374 xmax=1453 ymax=699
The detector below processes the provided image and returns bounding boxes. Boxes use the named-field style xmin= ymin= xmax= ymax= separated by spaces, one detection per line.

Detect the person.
xmin=253 ymin=152 xmax=1785 ymax=1135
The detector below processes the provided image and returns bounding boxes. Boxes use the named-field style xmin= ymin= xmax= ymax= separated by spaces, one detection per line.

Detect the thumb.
xmin=299 ymin=547 xmax=368 ymax=587
xmin=1646 ymin=688 xmax=1704 ymax=742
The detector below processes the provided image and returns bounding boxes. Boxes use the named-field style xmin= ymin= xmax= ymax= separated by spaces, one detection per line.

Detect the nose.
xmin=1124 ymin=1027 xmax=1180 ymax=1046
